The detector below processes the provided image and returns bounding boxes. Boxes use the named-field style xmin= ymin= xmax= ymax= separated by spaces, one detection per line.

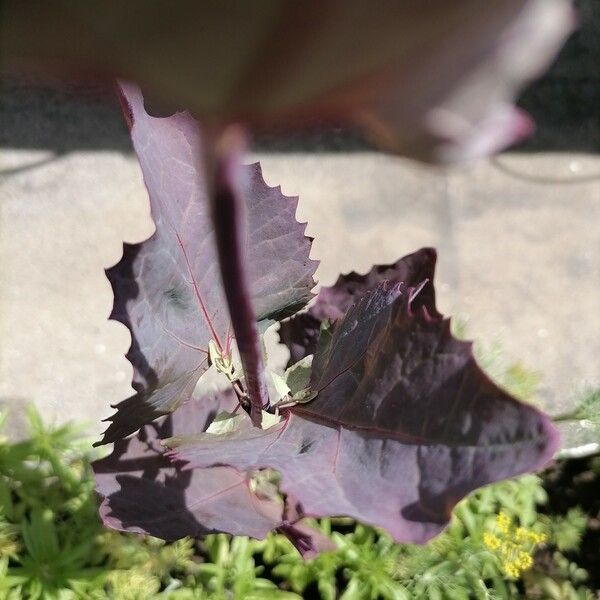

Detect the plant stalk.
xmin=209 ymin=126 xmax=270 ymax=426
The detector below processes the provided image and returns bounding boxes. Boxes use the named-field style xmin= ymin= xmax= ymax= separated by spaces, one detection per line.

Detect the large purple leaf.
xmin=93 ymin=390 xmax=283 ymax=539
xmin=3 ymin=1 xmax=573 ymax=162
xmin=170 ymin=283 xmax=559 ymax=543
xmin=279 ymin=247 xmax=438 ymax=365
xmin=94 ymin=389 xmax=335 ymax=553
xmin=98 ymin=83 xmax=317 ymax=444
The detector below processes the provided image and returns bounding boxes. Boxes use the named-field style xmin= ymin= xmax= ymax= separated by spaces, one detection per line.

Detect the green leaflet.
xmin=270 ymin=355 xmax=317 ymax=410
xmin=205 ymin=411 xmax=247 ymax=435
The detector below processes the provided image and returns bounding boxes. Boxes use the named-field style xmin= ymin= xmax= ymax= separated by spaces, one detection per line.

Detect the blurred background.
xmin=0 ymin=0 xmax=598 ymax=445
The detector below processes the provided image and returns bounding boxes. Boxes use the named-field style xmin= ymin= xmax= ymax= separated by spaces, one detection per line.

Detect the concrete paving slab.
xmin=0 ymin=149 xmax=153 ymax=438
xmin=1 ymin=147 xmax=598 ymax=443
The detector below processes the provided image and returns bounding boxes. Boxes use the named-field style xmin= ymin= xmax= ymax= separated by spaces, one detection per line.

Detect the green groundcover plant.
xmin=0 ymin=406 xmax=595 ymax=599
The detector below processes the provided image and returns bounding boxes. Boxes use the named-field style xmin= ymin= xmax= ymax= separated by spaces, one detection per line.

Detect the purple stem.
xmin=211 ymin=128 xmax=269 ymax=426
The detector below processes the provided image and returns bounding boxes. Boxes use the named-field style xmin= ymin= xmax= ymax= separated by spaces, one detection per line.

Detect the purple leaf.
xmin=278 ymin=495 xmax=337 ymax=558
xmin=279 ymin=312 xmax=323 ymax=368
xmin=279 ymin=247 xmax=438 ymax=364
xmin=170 ymin=283 xmax=559 ymax=543
xmin=92 ymin=390 xmax=283 ymax=540
xmin=278 ymin=523 xmax=335 ymax=559
xmin=3 ymin=1 xmax=573 ymax=162
xmin=94 ymin=389 xmax=336 ymax=554
xmin=97 ymin=83 xmax=317 ymax=444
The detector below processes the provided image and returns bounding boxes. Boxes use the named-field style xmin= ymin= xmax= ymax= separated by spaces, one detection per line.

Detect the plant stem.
xmin=209 ymin=126 xmax=270 ymax=426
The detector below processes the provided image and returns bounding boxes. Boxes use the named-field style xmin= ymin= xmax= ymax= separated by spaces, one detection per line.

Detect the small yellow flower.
xmin=530 ymin=531 xmax=547 ymax=544
xmin=484 ymin=511 xmax=546 ymax=579
xmin=519 ymin=552 xmax=533 ymax=569
xmin=496 ymin=511 xmax=511 ymax=534
xmin=515 ymin=526 xmax=528 ymax=541
xmin=516 ymin=526 xmax=546 ymax=544
xmin=483 ymin=532 xmax=501 ymax=550
xmin=504 ymin=563 xmax=520 ymax=579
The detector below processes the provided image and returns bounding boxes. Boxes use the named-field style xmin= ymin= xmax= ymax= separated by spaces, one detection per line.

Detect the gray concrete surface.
xmin=1 ymin=146 xmax=598 ymax=442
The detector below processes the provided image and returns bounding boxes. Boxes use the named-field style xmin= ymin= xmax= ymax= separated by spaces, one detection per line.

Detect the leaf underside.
xmin=93 ymin=390 xmax=281 ymax=539
xmin=93 ymin=389 xmax=334 ymax=556
xmin=97 ymin=83 xmax=317 ymax=445
xmin=171 ymin=282 xmax=559 ymax=543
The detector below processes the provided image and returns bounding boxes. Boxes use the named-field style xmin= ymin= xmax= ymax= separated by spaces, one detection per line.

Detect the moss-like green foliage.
xmin=0 ymin=407 xmax=594 ymax=599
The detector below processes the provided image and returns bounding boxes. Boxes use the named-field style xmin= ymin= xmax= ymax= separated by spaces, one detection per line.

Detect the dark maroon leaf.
xmin=170 ymin=283 xmax=559 ymax=543
xmin=313 ymin=247 xmax=438 ymax=321
xmin=278 ymin=495 xmax=337 ymax=558
xmin=97 ymin=83 xmax=317 ymax=445
xmin=94 ymin=389 xmax=336 ymax=554
xmin=92 ymin=390 xmax=283 ymax=540
xmin=279 ymin=247 xmax=438 ymax=364
xmin=278 ymin=522 xmax=336 ymax=559
xmin=279 ymin=312 xmax=323 ymax=367
xmin=3 ymin=1 xmax=573 ymax=162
